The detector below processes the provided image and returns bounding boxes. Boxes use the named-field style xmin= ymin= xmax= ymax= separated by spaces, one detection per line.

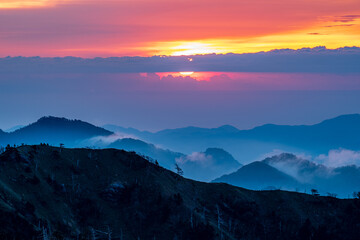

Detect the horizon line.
xmin=2 ymin=45 xmax=360 ymax=59
xmin=2 ymin=113 xmax=360 ymax=133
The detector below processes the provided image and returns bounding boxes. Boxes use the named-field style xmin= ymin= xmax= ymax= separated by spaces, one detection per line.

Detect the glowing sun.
xmin=179 ymin=72 xmax=194 ymax=76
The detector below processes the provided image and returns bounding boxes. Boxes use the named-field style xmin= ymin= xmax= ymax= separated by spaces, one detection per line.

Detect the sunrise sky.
xmin=1 ymin=0 xmax=360 ymax=131
xmin=1 ymin=0 xmax=360 ymax=57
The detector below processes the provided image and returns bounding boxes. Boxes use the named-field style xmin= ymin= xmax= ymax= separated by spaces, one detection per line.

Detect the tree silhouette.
xmin=175 ymin=163 xmax=184 ymax=176
xmin=311 ymin=189 xmax=320 ymax=196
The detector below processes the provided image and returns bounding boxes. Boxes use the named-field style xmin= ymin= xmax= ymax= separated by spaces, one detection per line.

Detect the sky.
xmin=0 ymin=0 xmax=359 ymax=56
xmin=1 ymin=68 xmax=360 ymax=131
xmin=0 ymin=1 xmax=359 ymax=131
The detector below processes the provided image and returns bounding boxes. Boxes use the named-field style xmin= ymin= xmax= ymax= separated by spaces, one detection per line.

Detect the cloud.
xmin=0 ymin=0 xmax=75 ymax=9
xmin=1 ymin=47 xmax=360 ymax=74
xmin=175 ymin=152 xmax=213 ymax=166
xmin=261 ymin=151 xmax=331 ymax=183
xmin=79 ymin=133 xmax=139 ymax=148
xmin=261 ymin=148 xmax=360 ymax=184
xmin=324 ymin=24 xmax=355 ymax=28
xmin=315 ymin=149 xmax=360 ymax=168
xmin=333 ymin=15 xmax=360 ymax=23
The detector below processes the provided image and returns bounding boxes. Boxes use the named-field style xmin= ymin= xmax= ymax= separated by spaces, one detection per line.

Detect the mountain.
xmin=213 ymin=161 xmax=302 ymax=191
xmin=241 ymin=114 xmax=360 ymax=152
xmin=108 ymin=139 xmax=241 ymax=181
xmin=155 ymin=124 xmax=240 ymax=138
xmin=0 ymin=129 xmax=7 ymax=137
xmin=4 ymin=125 xmax=24 ymax=133
xmin=108 ymin=138 xmax=184 ymax=169
xmin=106 ymin=114 xmax=360 ymax=163
xmin=0 ymin=145 xmax=359 ymax=239
xmin=103 ymin=124 xmax=149 ymax=137
xmin=0 ymin=117 xmax=240 ymax=182
xmin=176 ymin=148 xmax=242 ymax=182
xmin=205 ymin=148 xmax=241 ymax=169
xmin=262 ymin=153 xmax=331 ymax=183
xmin=262 ymin=153 xmax=360 ymax=197
xmin=0 ymin=116 xmax=113 ymax=147
xmin=215 ymin=153 xmax=360 ymax=197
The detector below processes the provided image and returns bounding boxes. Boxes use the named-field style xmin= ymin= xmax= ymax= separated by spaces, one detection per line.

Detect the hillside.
xmin=108 ymin=138 xmax=184 ymax=169
xmin=0 ymin=146 xmax=359 ymax=239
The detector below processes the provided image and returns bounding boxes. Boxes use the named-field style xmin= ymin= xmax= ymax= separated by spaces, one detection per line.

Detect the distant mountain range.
xmin=1 ymin=114 xmax=360 ymax=194
xmin=214 ymin=153 xmax=360 ymax=198
xmin=104 ymin=114 xmax=360 ymax=163
xmin=0 ymin=117 xmax=241 ymax=181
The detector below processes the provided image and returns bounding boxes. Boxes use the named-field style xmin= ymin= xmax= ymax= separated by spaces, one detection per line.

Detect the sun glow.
xmin=149 ymin=16 xmax=360 ymax=57
xmin=154 ymin=42 xmax=222 ymax=56
xmin=156 ymin=72 xmax=219 ymax=81
xmin=179 ymin=72 xmax=194 ymax=76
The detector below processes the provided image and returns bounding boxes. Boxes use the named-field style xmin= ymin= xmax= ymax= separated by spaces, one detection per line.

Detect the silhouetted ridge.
xmin=216 ymin=125 xmax=239 ymax=133
xmin=0 ymin=116 xmax=113 ymax=146
xmin=315 ymin=114 xmax=360 ymax=127
xmin=108 ymin=138 xmax=184 ymax=169
xmin=0 ymin=145 xmax=359 ymax=239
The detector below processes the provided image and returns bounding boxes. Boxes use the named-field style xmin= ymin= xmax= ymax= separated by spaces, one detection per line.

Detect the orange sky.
xmin=0 ymin=0 xmax=359 ymax=56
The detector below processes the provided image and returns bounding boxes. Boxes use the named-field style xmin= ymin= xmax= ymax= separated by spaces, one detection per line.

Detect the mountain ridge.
xmin=0 ymin=145 xmax=359 ymax=239
xmin=0 ymin=116 xmax=113 ymax=146
xmin=104 ymin=114 xmax=360 ymax=161
xmin=215 ymin=153 xmax=360 ymax=198
xmin=213 ymin=161 xmax=301 ymax=191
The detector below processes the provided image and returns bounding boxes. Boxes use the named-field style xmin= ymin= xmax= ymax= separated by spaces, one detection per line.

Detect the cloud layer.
xmin=1 ymin=47 xmax=360 ymax=74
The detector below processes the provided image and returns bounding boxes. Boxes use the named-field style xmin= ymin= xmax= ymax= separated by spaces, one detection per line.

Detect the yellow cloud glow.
xmin=163 ymin=42 xmax=223 ymax=56
xmin=0 ymin=0 xmax=66 ymax=9
xmin=150 ymin=17 xmax=360 ymax=56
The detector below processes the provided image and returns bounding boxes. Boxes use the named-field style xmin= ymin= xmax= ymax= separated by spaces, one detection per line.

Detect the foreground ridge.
xmin=0 ymin=145 xmax=359 ymax=239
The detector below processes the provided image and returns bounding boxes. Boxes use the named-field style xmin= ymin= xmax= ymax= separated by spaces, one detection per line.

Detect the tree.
xmin=5 ymin=144 xmax=11 ymax=151
xmin=311 ymin=189 xmax=320 ymax=196
xmin=326 ymin=192 xmax=337 ymax=198
xmin=175 ymin=163 xmax=184 ymax=176
xmin=59 ymin=143 xmax=64 ymax=152
xmin=353 ymin=191 xmax=360 ymax=199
